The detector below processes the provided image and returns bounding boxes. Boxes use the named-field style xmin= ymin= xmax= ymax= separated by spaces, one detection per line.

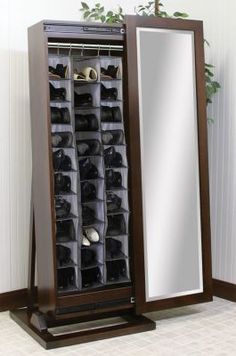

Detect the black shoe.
xmin=57 ymin=267 xmax=75 ymax=289
xmin=82 ymin=206 xmax=96 ymax=226
xmin=77 ymin=140 xmax=101 ymax=156
xmin=53 ymin=149 xmax=72 ymax=171
xmin=104 ymin=147 xmax=123 ymax=167
xmin=112 ymin=106 xmax=122 ymax=122
xmin=55 ymin=197 xmax=71 ymax=219
xmin=105 ymin=169 xmax=122 ymax=189
xmin=101 ymin=65 xmax=119 ymax=79
xmin=102 ymin=130 xmax=124 ymax=145
xmin=75 ymin=113 xmax=99 ymax=131
xmin=106 ymin=260 xmax=126 ymax=281
xmin=81 ymin=181 xmax=97 ymax=202
xmin=101 ymin=84 xmax=118 ymax=101
xmin=81 ymin=248 xmax=96 ymax=268
xmin=106 ymin=237 xmax=122 ymax=259
xmin=79 ymin=158 xmax=98 ymax=180
xmin=106 ymin=192 xmax=122 ymax=212
xmin=101 ymin=106 xmax=113 ymax=122
xmin=57 ymin=245 xmax=71 ymax=267
xmin=50 ymin=83 xmax=66 ymax=101
xmin=54 ymin=173 xmax=71 ymax=194
xmin=52 ymin=132 xmax=73 ymax=148
xmin=49 ymin=64 xmax=68 ymax=79
xmin=107 ymin=214 xmax=126 ymax=236
xmin=51 ymin=107 xmax=71 ymax=124
xmin=74 ymin=92 xmax=93 ymax=107
xmin=56 ymin=220 xmax=75 ymax=242
xmin=82 ymin=267 xmax=101 ymax=288
xmin=101 ymin=106 xmax=122 ymax=122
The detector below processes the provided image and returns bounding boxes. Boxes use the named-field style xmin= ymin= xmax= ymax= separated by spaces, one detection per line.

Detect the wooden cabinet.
xmin=10 ymin=16 xmax=212 ymax=349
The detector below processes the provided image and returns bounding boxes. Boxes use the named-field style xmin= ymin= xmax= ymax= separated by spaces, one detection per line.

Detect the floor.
xmin=0 ymin=297 xmax=236 ymax=355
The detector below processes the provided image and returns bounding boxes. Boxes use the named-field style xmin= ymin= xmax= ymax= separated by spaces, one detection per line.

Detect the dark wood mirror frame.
xmin=125 ymin=15 xmax=212 ymax=314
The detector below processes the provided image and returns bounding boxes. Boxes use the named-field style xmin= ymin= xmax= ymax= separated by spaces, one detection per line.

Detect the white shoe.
xmin=74 ymin=67 xmax=98 ymax=82
xmin=84 ymin=228 xmax=99 ymax=243
xmin=82 ymin=235 xmax=90 ymax=246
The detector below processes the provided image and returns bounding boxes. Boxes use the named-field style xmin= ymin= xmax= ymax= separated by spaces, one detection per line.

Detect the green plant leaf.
xmin=205 ymin=63 xmax=215 ymax=68
xmin=173 ymin=11 xmax=189 ymax=18
xmin=208 ymin=118 xmax=214 ymax=124
xmin=81 ymin=2 xmax=89 ymax=9
xmin=204 ymin=39 xmax=210 ymax=47
xmin=83 ymin=10 xmax=90 ymax=19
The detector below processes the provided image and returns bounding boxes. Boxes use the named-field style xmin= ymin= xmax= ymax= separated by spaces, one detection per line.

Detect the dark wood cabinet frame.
xmin=10 ymin=16 xmax=212 ymax=348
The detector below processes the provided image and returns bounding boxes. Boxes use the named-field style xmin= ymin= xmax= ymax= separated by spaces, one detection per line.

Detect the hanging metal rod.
xmin=48 ymin=42 xmax=123 ymax=52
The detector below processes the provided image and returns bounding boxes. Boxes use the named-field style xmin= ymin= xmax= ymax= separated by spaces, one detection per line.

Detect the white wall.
xmin=164 ymin=0 xmax=236 ymax=284
xmin=0 ymin=0 xmax=233 ymax=293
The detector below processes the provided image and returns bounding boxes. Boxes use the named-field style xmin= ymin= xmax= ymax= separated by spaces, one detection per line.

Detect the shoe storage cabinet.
xmin=50 ymin=53 xmax=130 ymax=292
xmin=10 ymin=18 xmax=212 ymax=349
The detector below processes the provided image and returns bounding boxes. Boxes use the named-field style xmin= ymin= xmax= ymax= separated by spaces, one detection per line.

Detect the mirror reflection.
xmin=136 ymin=27 xmax=203 ymax=301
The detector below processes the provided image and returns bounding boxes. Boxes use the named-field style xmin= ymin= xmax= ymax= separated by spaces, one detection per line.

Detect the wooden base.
xmin=10 ymin=309 xmax=156 ymax=349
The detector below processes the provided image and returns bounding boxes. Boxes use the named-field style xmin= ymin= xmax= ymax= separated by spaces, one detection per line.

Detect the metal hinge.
xmin=130 ymin=297 xmax=135 ymax=304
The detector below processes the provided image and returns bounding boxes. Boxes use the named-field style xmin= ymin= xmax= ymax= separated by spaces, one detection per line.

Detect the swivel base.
xmin=10 ymin=308 xmax=156 ymax=349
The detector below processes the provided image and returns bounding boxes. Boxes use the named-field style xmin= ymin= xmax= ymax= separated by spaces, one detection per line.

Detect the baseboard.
xmin=213 ymin=279 xmax=236 ymax=302
xmin=0 ymin=288 xmax=37 ymax=312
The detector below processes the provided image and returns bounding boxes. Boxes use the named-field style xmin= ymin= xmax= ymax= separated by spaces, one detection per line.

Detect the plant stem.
xmin=155 ymin=0 xmax=160 ymax=15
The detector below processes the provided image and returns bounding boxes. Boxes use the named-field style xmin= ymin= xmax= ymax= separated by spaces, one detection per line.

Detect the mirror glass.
xmin=136 ymin=27 xmax=203 ymax=301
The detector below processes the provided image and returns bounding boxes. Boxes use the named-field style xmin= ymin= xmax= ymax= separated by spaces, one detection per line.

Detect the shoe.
xmin=54 ymin=173 xmax=71 ymax=194
xmin=101 ymin=106 xmax=113 ymax=122
xmin=101 ymin=84 xmax=118 ymax=101
xmin=81 ymin=181 xmax=96 ymax=202
xmin=74 ymin=67 xmax=97 ymax=82
xmin=100 ymin=65 xmax=120 ymax=80
xmin=112 ymin=106 xmax=122 ymax=122
xmin=107 ymin=214 xmax=126 ymax=236
xmin=106 ymin=260 xmax=126 ymax=281
xmin=106 ymin=238 xmax=122 ymax=259
xmin=50 ymin=83 xmax=66 ymax=101
xmin=81 ymin=248 xmax=96 ymax=267
xmin=74 ymin=92 xmax=93 ymax=107
xmin=82 ymin=206 xmax=96 ymax=226
xmin=56 ymin=245 xmax=71 ymax=267
xmin=57 ymin=267 xmax=75 ymax=289
xmin=77 ymin=140 xmax=101 ymax=156
xmin=55 ymin=197 xmax=71 ymax=218
xmin=51 ymin=107 xmax=71 ymax=124
xmin=106 ymin=192 xmax=122 ymax=212
xmin=105 ymin=169 xmax=122 ymax=189
xmin=101 ymin=106 xmax=122 ymax=122
xmin=53 ymin=149 xmax=72 ymax=171
xmin=49 ymin=72 xmax=61 ymax=80
xmin=102 ymin=130 xmax=124 ymax=145
xmin=84 ymin=227 xmax=100 ymax=243
xmin=79 ymin=158 xmax=98 ymax=180
xmin=104 ymin=147 xmax=123 ymax=167
xmin=52 ymin=132 xmax=73 ymax=148
xmin=49 ymin=64 xmax=68 ymax=79
xmin=75 ymin=113 xmax=99 ymax=131
xmin=82 ymin=267 xmax=101 ymax=288
xmin=56 ymin=220 xmax=75 ymax=242
xmin=82 ymin=235 xmax=91 ymax=246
